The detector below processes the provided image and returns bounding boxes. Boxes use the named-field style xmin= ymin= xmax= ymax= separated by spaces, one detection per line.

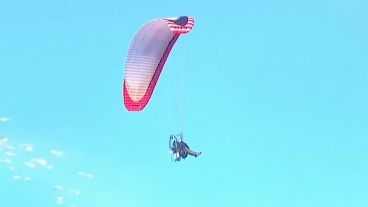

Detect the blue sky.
xmin=1 ymin=0 xmax=368 ymax=206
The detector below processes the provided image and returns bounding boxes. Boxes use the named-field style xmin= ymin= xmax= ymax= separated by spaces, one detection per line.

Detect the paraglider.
xmin=123 ymin=16 xmax=194 ymax=111
xmin=169 ymin=133 xmax=201 ymax=162
xmin=123 ymin=16 xmax=201 ymax=162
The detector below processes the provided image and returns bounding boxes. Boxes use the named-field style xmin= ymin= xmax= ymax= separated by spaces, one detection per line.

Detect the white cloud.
xmin=12 ymin=175 xmax=31 ymax=181
xmin=0 ymin=117 xmax=10 ymax=122
xmin=8 ymin=166 xmax=17 ymax=172
xmin=18 ymin=143 xmax=33 ymax=152
xmin=56 ymin=196 xmax=64 ymax=205
xmin=21 ymin=144 xmax=33 ymax=152
xmin=25 ymin=158 xmax=49 ymax=169
xmin=50 ymin=150 xmax=64 ymax=158
xmin=0 ymin=158 xmax=12 ymax=164
xmin=5 ymin=151 xmax=16 ymax=157
xmin=53 ymin=185 xmax=64 ymax=192
xmin=37 ymin=159 xmax=47 ymax=167
xmin=12 ymin=175 xmax=30 ymax=181
xmin=67 ymin=189 xmax=80 ymax=196
xmin=0 ymin=137 xmax=9 ymax=146
xmin=5 ymin=144 xmax=14 ymax=150
xmin=25 ymin=161 xmax=36 ymax=168
xmin=12 ymin=175 xmax=22 ymax=180
xmin=77 ymin=171 xmax=94 ymax=181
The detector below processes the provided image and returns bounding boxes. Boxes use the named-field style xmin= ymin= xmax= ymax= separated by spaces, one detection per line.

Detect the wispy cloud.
xmin=77 ymin=171 xmax=94 ymax=181
xmin=56 ymin=196 xmax=64 ymax=205
xmin=1 ymin=134 xmax=91 ymax=206
xmin=67 ymin=189 xmax=80 ymax=196
xmin=25 ymin=161 xmax=36 ymax=168
xmin=12 ymin=175 xmax=22 ymax=180
xmin=20 ymin=144 xmax=33 ymax=152
xmin=53 ymin=185 xmax=64 ymax=192
xmin=24 ymin=158 xmax=48 ymax=169
xmin=0 ymin=138 xmax=15 ymax=153
xmin=0 ymin=117 xmax=10 ymax=122
xmin=0 ymin=137 xmax=9 ymax=147
xmin=0 ymin=158 xmax=12 ymax=164
xmin=37 ymin=158 xmax=47 ymax=167
xmin=8 ymin=166 xmax=17 ymax=172
xmin=50 ymin=149 xmax=64 ymax=158
xmin=12 ymin=175 xmax=31 ymax=181
xmin=5 ymin=151 xmax=16 ymax=157
xmin=5 ymin=145 xmax=14 ymax=150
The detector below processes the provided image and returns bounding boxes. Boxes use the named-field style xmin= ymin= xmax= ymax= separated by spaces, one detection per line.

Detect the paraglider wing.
xmin=123 ymin=16 xmax=194 ymax=111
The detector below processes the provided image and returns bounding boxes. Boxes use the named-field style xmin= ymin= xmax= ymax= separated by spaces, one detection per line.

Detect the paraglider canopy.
xmin=123 ymin=16 xmax=194 ymax=111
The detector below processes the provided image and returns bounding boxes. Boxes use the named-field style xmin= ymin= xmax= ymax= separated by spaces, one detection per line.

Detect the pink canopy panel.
xmin=123 ymin=16 xmax=194 ymax=111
